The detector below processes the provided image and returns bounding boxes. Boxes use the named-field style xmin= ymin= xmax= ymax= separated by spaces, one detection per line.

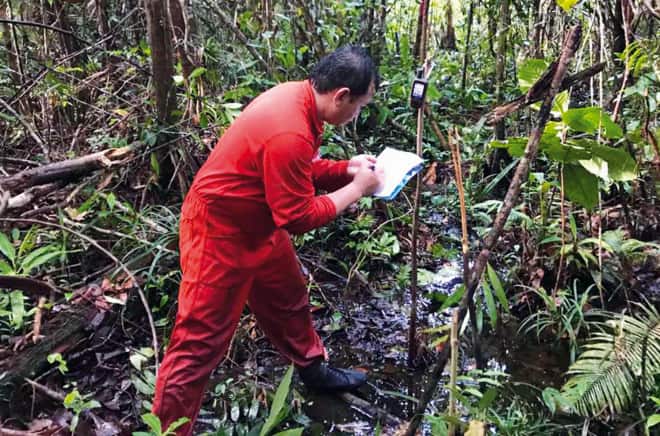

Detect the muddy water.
xmin=302 ymin=258 xmax=569 ymax=435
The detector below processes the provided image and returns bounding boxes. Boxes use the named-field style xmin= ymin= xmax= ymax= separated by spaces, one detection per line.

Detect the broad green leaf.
xmin=648 ymin=415 xmax=660 ymax=429
xmin=188 ymin=67 xmax=207 ymax=80
xmin=552 ymin=90 xmax=570 ymax=115
xmin=63 ymin=389 xmax=80 ymax=408
xmin=141 ymin=412 xmax=162 ymax=434
xmin=544 ymin=141 xmax=591 ymax=163
xmin=20 ymin=246 xmax=61 ymax=275
xmin=482 ymin=281 xmax=497 ymax=329
xmin=0 ymin=260 xmax=13 ymax=274
xmin=260 ymin=365 xmax=295 ymax=436
xmin=477 ymin=388 xmax=498 ymax=410
xmin=556 ymin=0 xmax=578 ymax=12
xmin=426 ymin=82 xmax=441 ymax=101
xmin=591 ymin=145 xmax=637 ymax=181
xmin=490 ymin=137 xmax=527 ymax=157
xmin=564 ymin=164 xmax=599 ymax=209
xmin=0 ymin=233 xmax=15 ymax=263
xmin=518 ymin=59 xmax=549 ymax=92
xmin=487 ymin=264 xmax=509 ymax=313
xmin=579 ymin=157 xmax=609 ymax=181
xmin=10 ymin=290 xmax=25 ymax=328
xmin=440 ymin=284 xmax=465 ymax=311
xmin=562 ymin=107 xmax=623 ymax=139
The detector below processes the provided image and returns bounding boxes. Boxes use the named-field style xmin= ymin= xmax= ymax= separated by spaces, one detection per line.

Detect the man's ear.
xmin=332 ymin=87 xmax=351 ymax=104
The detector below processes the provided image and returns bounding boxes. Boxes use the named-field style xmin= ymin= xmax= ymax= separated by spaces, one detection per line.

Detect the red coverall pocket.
xmin=179 ymin=199 xmax=207 ymax=285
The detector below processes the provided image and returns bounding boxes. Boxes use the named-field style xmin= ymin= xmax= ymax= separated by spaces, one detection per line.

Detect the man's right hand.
xmin=327 ymin=164 xmax=384 ymax=215
xmin=352 ymin=164 xmax=384 ymax=196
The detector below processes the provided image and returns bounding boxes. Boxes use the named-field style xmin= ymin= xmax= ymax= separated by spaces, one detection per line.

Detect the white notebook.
xmin=373 ymin=147 xmax=424 ymax=200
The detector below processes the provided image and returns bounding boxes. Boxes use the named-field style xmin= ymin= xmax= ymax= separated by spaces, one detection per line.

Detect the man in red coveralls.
xmin=152 ymin=45 xmax=384 ymax=434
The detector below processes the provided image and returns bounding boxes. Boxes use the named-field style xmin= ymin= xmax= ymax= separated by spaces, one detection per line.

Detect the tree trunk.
xmin=529 ymin=0 xmax=543 ymax=57
xmin=94 ymin=0 xmax=111 ymax=48
xmin=167 ymin=0 xmax=196 ymax=80
xmin=460 ymin=0 xmax=475 ymax=90
xmin=494 ymin=0 xmax=509 ymax=140
xmin=51 ymin=0 xmax=81 ymax=57
xmin=144 ymin=0 xmax=176 ymax=123
xmin=442 ymin=1 xmax=457 ymax=50
xmin=413 ymin=0 xmax=429 ymax=60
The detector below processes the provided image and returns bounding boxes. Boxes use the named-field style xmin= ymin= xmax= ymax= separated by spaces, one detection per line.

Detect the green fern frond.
xmin=561 ymin=304 xmax=660 ymax=416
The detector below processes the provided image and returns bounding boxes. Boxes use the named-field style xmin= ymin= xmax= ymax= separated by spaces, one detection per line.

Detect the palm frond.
xmin=561 ymin=303 xmax=660 ymax=416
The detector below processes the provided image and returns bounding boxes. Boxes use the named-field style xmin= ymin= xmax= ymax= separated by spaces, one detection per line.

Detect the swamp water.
xmin=300 ymin=258 xmax=570 ymax=435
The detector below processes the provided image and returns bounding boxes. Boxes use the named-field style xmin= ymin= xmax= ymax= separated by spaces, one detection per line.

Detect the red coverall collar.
xmin=304 ymin=80 xmax=324 ymax=144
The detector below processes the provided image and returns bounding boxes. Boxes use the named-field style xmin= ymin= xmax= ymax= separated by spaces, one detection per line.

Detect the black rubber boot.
xmin=298 ymin=360 xmax=367 ymax=392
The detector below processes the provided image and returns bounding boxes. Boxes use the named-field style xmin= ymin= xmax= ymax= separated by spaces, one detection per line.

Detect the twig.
xmin=24 ymin=378 xmax=64 ymax=402
xmin=486 ymin=62 xmax=605 ymax=125
xmin=0 ymin=218 xmax=159 ymax=371
xmin=203 ymin=0 xmax=273 ymax=76
xmin=0 ymin=97 xmax=49 ymax=160
xmin=0 ymin=18 xmax=82 ymax=40
xmin=20 ymin=289 xmax=47 ymax=352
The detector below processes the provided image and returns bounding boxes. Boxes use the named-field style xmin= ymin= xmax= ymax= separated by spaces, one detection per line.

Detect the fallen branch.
xmin=338 ymin=392 xmax=401 ymax=427
xmin=403 ymin=24 xmax=583 ymax=436
xmin=486 ymin=61 xmax=605 ymax=125
xmin=5 ymin=183 xmax=64 ymax=212
xmin=0 ymin=147 xmax=132 ymax=194
xmin=0 ymin=275 xmax=59 ymax=297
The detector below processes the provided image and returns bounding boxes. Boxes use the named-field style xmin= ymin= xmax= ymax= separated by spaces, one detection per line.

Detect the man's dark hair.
xmin=310 ymin=45 xmax=379 ymax=97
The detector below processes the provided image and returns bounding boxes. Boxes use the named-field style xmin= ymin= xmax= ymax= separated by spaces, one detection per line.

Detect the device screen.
xmin=413 ymin=82 xmax=425 ymax=97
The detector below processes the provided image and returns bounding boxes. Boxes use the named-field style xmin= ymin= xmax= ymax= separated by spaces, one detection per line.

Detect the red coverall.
xmin=152 ymin=80 xmax=352 ymax=434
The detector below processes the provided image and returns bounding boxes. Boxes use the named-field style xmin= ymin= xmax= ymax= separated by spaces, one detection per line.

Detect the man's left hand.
xmin=347 ymin=154 xmax=377 ymax=176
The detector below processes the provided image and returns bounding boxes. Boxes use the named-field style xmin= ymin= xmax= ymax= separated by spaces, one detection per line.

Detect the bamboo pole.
xmin=407 ymin=0 xmax=431 ymax=367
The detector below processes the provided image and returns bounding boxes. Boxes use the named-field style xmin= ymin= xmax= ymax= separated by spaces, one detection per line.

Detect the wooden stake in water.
xmin=448 ymin=309 xmax=459 ymax=436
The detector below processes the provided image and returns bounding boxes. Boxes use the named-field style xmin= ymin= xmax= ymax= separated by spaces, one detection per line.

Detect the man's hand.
xmin=327 ymin=161 xmax=384 ymax=216
xmin=347 ymin=154 xmax=377 ymax=176
xmin=352 ymin=163 xmax=384 ymax=196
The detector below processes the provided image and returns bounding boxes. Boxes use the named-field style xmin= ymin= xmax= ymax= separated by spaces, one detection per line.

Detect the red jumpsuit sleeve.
xmin=261 ymin=133 xmax=337 ymax=235
xmin=311 ymin=159 xmax=352 ymax=192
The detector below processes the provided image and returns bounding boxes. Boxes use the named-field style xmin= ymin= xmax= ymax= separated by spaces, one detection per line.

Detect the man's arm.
xmin=311 ymin=159 xmax=352 ymax=192
xmin=262 ymin=135 xmax=384 ymax=234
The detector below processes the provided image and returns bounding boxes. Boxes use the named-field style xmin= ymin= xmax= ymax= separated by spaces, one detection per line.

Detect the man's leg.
xmin=153 ymin=275 xmax=253 ymax=435
xmin=248 ymin=230 xmax=366 ymax=391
